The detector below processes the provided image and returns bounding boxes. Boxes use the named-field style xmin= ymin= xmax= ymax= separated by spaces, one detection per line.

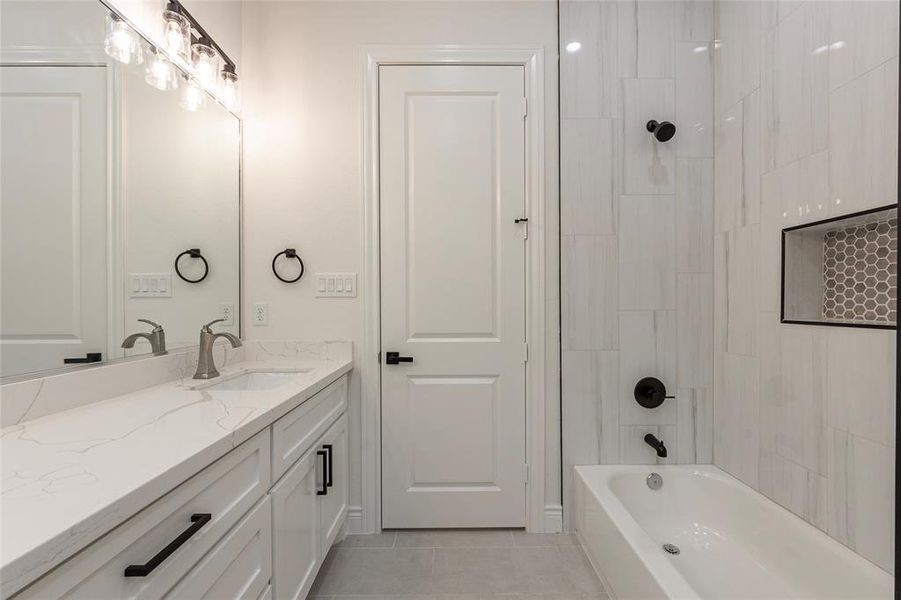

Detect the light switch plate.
xmin=129 ymin=273 xmax=172 ymax=298
xmin=316 ymin=273 xmax=357 ymax=297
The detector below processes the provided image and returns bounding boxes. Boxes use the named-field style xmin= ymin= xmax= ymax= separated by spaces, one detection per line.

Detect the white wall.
xmin=559 ymin=0 xmax=715 ymax=528
xmin=240 ymin=0 xmax=559 ymax=529
xmin=713 ymin=0 xmax=898 ymax=573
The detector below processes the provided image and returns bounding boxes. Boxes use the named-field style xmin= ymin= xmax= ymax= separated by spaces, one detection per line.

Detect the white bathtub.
xmin=574 ymin=465 xmax=893 ymax=599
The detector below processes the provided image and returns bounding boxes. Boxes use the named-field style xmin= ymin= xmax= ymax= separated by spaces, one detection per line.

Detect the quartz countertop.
xmin=0 ymin=355 xmax=352 ymax=596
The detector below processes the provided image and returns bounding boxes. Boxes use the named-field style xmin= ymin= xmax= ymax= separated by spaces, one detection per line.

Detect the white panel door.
xmin=0 ymin=65 xmax=108 ymax=376
xmin=379 ymin=65 xmax=527 ymax=528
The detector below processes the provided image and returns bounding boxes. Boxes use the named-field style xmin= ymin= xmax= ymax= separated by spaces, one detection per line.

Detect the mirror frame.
xmin=0 ymin=0 xmax=242 ymax=384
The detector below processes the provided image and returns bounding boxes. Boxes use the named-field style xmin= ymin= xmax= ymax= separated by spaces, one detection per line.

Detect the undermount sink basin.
xmin=199 ymin=369 xmax=312 ymax=392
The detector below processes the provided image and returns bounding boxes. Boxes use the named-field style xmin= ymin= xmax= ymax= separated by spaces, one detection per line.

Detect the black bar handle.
xmin=64 ymin=352 xmax=102 ymax=364
xmin=124 ymin=513 xmax=211 ymax=577
xmin=323 ymin=444 xmax=334 ymax=488
xmin=385 ymin=351 xmax=413 ymax=365
xmin=316 ymin=449 xmax=328 ymax=495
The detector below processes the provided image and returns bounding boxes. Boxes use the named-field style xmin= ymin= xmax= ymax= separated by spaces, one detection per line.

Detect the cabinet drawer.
xmin=17 ymin=430 xmax=271 ymax=600
xmin=271 ymin=375 xmax=346 ymax=483
xmin=166 ymin=497 xmax=271 ymax=600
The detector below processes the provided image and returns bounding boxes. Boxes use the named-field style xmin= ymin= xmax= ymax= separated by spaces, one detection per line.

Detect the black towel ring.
xmin=175 ymin=248 xmax=209 ymax=283
xmin=272 ymin=248 xmax=304 ymax=283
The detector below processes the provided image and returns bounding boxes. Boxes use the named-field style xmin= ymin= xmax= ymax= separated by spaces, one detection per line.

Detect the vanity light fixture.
xmin=220 ymin=64 xmax=240 ymax=111
xmin=179 ymin=77 xmax=206 ymax=112
xmin=160 ymin=3 xmax=191 ymax=61
xmin=191 ymin=38 xmax=219 ymax=88
xmin=104 ymin=12 xmax=143 ymax=65
xmin=145 ymin=48 xmax=179 ymax=91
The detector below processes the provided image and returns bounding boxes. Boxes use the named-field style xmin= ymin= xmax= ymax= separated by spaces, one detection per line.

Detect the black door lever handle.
xmin=385 ymin=351 xmax=413 ymax=365
xmin=64 ymin=352 xmax=102 ymax=364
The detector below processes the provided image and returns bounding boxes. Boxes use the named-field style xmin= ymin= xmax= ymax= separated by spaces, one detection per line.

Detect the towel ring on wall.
xmin=272 ymin=248 xmax=305 ymax=283
xmin=174 ymin=248 xmax=209 ymax=283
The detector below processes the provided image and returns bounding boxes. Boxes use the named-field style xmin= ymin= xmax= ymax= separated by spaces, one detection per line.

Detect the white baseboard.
xmin=345 ymin=505 xmax=365 ymax=534
xmin=543 ymin=504 xmax=563 ymax=533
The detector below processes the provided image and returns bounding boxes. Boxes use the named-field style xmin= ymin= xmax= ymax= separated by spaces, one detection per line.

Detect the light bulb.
xmin=104 ymin=13 xmax=143 ymax=65
xmin=145 ymin=49 xmax=179 ymax=91
xmin=220 ymin=68 xmax=239 ymax=111
xmin=179 ymin=78 xmax=205 ymax=112
xmin=160 ymin=9 xmax=190 ymax=60
xmin=191 ymin=40 xmax=218 ymax=88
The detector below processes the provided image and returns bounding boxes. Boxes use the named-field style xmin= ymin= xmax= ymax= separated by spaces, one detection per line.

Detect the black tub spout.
xmin=644 ymin=433 xmax=667 ymax=458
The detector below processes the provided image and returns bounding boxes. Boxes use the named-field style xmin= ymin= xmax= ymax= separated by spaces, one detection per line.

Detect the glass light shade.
xmin=145 ymin=50 xmax=179 ymax=91
xmin=191 ymin=41 xmax=219 ymax=88
xmin=220 ymin=70 xmax=239 ymax=111
xmin=160 ymin=10 xmax=190 ymax=61
xmin=104 ymin=13 xmax=143 ymax=65
xmin=179 ymin=78 xmax=205 ymax=112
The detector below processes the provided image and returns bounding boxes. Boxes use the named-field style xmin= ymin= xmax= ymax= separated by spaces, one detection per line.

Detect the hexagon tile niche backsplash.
xmin=823 ymin=218 xmax=897 ymax=324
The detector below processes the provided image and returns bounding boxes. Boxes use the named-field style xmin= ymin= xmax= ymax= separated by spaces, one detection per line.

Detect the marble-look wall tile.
xmin=676 ymin=0 xmax=714 ymax=42
xmin=675 ymin=42 xmax=714 ymax=158
xmin=618 ymin=195 xmax=676 ymax=310
xmin=758 ymin=449 xmax=828 ymax=530
xmin=760 ymin=1 xmax=829 ymax=172
xmin=715 ymin=90 xmax=761 ymax=233
xmin=618 ymin=1 xmax=675 ymax=78
xmin=773 ymin=325 xmax=828 ymax=474
xmin=619 ymin=311 xmax=677 ymax=426
xmin=676 ymin=387 xmax=713 ymax=464
xmin=676 ymin=158 xmax=714 ymax=273
xmin=560 ymin=0 xmax=620 ymax=118
xmin=829 ymin=56 xmax=899 ymax=216
xmin=829 ymin=0 xmax=900 ymax=91
xmin=561 ymin=118 xmax=616 ymax=236
xmin=714 ymin=352 xmax=760 ymax=488
xmin=623 ymin=79 xmax=676 ymax=195
xmin=562 ymin=235 xmax=619 ymax=350
xmin=827 ymin=327 xmax=896 ymax=447
xmin=724 ymin=225 xmax=760 ymax=356
xmin=562 ymin=350 xmax=620 ymax=468
xmin=714 ymin=0 xmax=762 ymax=114
xmin=828 ymin=429 xmax=895 ymax=572
xmin=677 ymin=273 xmax=713 ymax=388
xmin=620 ymin=424 xmax=677 ymax=465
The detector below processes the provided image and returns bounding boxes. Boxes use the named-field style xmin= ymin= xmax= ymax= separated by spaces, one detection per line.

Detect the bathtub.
xmin=574 ymin=465 xmax=893 ymax=599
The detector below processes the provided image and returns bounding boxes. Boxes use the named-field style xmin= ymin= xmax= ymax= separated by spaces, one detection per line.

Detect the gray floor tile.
xmin=311 ymin=548 xmax=434 ymax=595
xmin=337 ymin=532 xmax=398 ymax=548
xmin=511 ymin=532 xmax=580 ymax=547
xmin=557 ymin=546 xmax=606 ymax=594
xmin=394 ymin=529 xmax=517 ymax=548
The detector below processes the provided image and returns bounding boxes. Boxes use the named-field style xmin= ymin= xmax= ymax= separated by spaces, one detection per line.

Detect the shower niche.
xmin=782 ymin=204 xmax=897 ymax=329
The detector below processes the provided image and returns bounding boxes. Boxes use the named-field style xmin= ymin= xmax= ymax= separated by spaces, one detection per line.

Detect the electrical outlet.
xmin=253 ymin=302 xmax=269 ymax=326
xmin=219 ymin=302 xmax=234 ymax=325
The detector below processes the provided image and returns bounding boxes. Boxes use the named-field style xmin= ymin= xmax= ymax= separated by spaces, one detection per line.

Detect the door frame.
xmin=360 ymin=45 xmax=550 ymax=533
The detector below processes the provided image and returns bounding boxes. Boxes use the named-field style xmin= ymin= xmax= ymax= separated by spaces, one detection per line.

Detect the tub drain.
xmin=662 ymin=543 xmax=680 ymax=555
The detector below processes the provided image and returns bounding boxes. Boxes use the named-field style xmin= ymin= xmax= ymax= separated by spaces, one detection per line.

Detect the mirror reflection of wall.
xmin=0 ymin=0 xmax=240 ymax=379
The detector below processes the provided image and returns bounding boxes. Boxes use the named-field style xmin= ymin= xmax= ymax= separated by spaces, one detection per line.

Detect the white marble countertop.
xmin=0 ymin=355 xmax=352 ymax=596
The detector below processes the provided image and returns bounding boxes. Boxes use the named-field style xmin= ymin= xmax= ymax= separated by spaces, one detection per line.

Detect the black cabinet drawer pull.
xmin=323 ymin=444 xmax=334 ymax=488
xmin=316 ymin=449 xmax=328 ymax=496
xmin=124 ymin=513 xmax=212 ymax=577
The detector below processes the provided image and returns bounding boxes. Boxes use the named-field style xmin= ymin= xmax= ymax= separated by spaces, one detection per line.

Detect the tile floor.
xmin=309 ymin=529 xmax=608 ymax=599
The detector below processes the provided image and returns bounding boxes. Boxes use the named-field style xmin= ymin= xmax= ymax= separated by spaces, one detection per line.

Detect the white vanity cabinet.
xmin=13 ymin=373 xmax=350 ymax=600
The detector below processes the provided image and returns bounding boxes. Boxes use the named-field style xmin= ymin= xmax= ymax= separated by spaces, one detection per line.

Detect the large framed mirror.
xmin=0 ymin=0 xmax=241 ymax=380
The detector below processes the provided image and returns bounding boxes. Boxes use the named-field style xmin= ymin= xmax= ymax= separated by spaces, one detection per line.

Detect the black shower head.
xmin=646 ymin=120 xmax=676 ymax=142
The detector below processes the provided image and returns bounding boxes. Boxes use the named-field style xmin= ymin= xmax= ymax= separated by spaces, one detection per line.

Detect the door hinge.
xmin=521 ymin=98 xmax=528 ymax=119
xmin=524 ymin=463 xmax=530 ymax=483
xmin=377 ymin=351 xmax=381 ymax=364
xmin=523 ymin=342 xmax=529 ymax=363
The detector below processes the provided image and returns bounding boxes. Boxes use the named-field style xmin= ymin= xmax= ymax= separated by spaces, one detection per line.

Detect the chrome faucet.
xmin=193 ymin=319 xmax=242 ymax=379
xmin=121 ymin=319 xmax=167 ymax=355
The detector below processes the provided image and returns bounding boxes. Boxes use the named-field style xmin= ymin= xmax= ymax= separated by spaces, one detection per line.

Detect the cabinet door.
xmin=165 ymin=498 xmax=271 ymax=600
xmin=318 ymin=413 xmax=348 ymax=554
xmin=270 ymin=448 xmax=320 ymax=600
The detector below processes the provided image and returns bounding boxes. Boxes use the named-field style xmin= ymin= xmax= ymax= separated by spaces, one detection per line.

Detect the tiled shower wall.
xmin=560 ymin=0 xmax=715 ymax=525
xmin=713 ymin=0 xmax=898 ymax=572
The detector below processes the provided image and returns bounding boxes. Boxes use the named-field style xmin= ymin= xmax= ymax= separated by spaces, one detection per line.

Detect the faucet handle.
xmin=137 ymin=318 xmax=163 ymax=331
xmin=202 ymin=318 xmax=226 ymax=332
